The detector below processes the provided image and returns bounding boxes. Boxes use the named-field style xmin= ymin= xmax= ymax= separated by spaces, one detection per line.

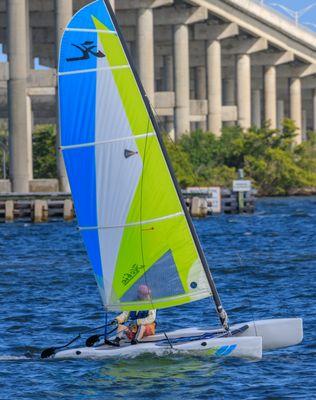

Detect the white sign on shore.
xmin=233 ymin=180 xmax=252 ymax=192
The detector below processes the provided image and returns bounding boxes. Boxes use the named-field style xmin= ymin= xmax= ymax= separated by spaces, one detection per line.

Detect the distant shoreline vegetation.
xmin=162 ymin=119 xmax=316 ymax=196
xmin=1 ymin=120 xmax=315 ymax=196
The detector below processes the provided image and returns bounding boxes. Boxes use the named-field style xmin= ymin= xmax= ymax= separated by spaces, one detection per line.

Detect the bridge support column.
xmin=163 ymin=55 xmax=173 ymax=91
xmin=163 ymin=55 xmax=174 ymax=137
xmin=224 ymin=77 xmax=235 ymax=126
xmin=277 ymin=100 xmax=284 ymax=131
xmin=174 ymin=23 xmax=190 ymax=138
xmin=55 ymin=0 xmax=72 ymax=192
xmin=290 ymin=77 xmax=302 ymax=144
xmin=206 ymin=40 xmax=222 ymax=136
xmin=26 ymin=95 xmax=33 ymax=180
xmin=252 ymin=89 xmax=261 ymax=128
xmin=137 ymin=7 xmax=154 ymax=103
xmin=264 ymin=66 xmax=277 ymax=128
xmin=237 ymin=54 xmax=251 ymax=129
xmin=195 ymin=66 xmax=206 ymax=131
xmin=224 ymin=78 xmax=235 ymax=106
xmin=313 ymin=89 xmax=316 ymax=132
xmin=7 ymin=0 xmax=29 ymax=192
xmin=302 ymin=109 xmax=307 ymax=140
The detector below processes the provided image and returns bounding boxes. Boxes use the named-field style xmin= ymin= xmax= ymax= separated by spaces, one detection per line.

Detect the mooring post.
xmin=34 ymin=199 xmax=48 ymax=223
xmin=63 ymin=199 xmax=74 ymax=221
xmin=237 ymin=169 xmax=245 ymax=213
xmin=5 ymin=200 xmax=14 ymax=222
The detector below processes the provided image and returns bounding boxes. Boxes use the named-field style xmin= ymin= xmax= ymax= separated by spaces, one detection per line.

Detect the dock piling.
xmin=63 ymin=199 xmax=74 ymax=221
xmin=5 ymin=200 xmax=14 ymax=222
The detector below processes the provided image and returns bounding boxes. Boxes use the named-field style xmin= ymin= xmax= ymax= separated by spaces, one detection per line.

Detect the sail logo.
xmin=124 ymin=149 xmax=138 ymax=159
xmin=122 ymin=264 xmax=143 ymax=286
xmin=66 ymin=41 xmax=105 ymax=62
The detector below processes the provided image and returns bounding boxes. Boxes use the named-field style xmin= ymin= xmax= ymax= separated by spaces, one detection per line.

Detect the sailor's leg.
xmin=116 ymin=324 xmax=128 ymax=339
xmin=135 ymin=325 xmax=146 ymax=341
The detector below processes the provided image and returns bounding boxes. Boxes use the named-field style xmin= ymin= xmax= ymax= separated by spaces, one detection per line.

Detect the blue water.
xmin=0 ymin=197 xmax=315 ymax=399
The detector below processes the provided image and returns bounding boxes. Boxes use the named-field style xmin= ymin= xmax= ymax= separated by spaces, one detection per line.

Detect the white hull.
xmin=142 ymin=318 xmax=303 ymax=350
xmin=53 ymin=318 xmax=302 ymax=361
xmin=55 ymin=336 xmax=262 ymax=361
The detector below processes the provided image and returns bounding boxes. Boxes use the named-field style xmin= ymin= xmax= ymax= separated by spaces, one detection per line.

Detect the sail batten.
xmin=59 ymin=0 xmax=213 ymax=311
xmin=61 ymin=132 xmax=156 ymax=150
xmin=78 ymin=212 xmax=185 ymax=231
xmin=65 ymin=28 xmax=116 ymax=34
xmin=59 ymin=64 xmax=129 ymax=76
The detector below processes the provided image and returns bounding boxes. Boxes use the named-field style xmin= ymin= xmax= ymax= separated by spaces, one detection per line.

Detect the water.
xmin=0 ymin=197 xmax=315 ymax=399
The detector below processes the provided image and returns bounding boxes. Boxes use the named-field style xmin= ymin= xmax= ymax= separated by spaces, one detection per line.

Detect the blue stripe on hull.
xmin=215 ymin=344 xmax=237 ymax=356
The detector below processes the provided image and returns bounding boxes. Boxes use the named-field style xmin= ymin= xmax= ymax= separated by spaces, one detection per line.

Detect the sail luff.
xmin=101 ymin=0 xmax=228 ymax=326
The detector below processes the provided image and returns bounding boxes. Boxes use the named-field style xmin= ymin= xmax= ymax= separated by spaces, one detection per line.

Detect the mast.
xmin=103 ymin=0 xmax=229 ymax=330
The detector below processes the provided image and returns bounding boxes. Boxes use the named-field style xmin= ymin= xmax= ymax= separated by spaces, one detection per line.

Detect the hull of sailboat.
xmin=52 ymin=318 xmax=302 ymax=361
xmin=54 ymin=336 xmax=262 ymax=361
xmin=142 ymin=318 xmax=303 ymax=351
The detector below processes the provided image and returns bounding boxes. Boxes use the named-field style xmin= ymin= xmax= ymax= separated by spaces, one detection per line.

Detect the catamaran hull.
xmin=231 ymin=318 xmax=303 ymax=350
xmin=54 ymin=336 xmax=262 ymax=361
xmin=53 ymin=318 xmax=302 ymax=361
xmin=141 ymin=318 xmax=303 ymax=351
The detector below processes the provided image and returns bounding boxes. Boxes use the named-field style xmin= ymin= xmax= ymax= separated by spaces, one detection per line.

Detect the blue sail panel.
xmin=63 ymin=147 xmax=97 ymax=228
xmin=58 ymin=1 xmax=106 ymax=294
xmin=59 ymin=30 xmax=98 ymax=74
xmin=67 ymin=1 xmax=115 ymax=31
xmin=59 ymin=73 xmax=96 ymax=146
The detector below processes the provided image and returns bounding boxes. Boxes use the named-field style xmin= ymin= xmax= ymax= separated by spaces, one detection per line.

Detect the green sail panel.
xmin=60 ymin=0 xmax=211 ymax=312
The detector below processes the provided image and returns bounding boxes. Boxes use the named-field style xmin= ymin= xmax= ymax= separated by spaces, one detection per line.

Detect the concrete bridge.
xmin=0 ymin=0 xmax=316 ymax=193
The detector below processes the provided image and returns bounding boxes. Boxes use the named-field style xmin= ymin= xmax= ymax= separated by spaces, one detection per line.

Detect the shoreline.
xmin=256 ymin=187 xmax=316 ymax=197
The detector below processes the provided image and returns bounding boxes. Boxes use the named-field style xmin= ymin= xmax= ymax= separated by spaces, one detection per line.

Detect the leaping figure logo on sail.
xmin=66 ymin=41 xmax=105 ymax=62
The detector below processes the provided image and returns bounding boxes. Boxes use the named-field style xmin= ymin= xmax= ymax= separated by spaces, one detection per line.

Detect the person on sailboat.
xmin=112 ymin=284 xmax=156 ymax=345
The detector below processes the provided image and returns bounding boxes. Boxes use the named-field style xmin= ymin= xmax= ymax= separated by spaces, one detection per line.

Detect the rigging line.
xmin=150 ymin=101 xmax=166 ymax=136
xmin=138 ymin=117 xmax=173 ymax=350
xmin=236 ymin=252 xmax=258 ymax=337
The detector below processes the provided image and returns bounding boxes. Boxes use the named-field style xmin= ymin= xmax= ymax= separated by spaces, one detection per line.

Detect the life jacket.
xmin=129 ymin=310 xmax=149 ymax=320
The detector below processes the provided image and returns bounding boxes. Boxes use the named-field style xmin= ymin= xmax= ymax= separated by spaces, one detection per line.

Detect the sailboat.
xmin=46 ymin=0 xmax=303 ymax=360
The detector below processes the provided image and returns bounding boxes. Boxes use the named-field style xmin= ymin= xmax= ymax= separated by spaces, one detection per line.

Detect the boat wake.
xmin=0 ymin=354 xmax=34 ymax=361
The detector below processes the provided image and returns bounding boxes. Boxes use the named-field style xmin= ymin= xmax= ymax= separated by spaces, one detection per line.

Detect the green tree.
xmin=179 ymin=129 xmax=218 ymax=169
xmin=164 ymin=121 xmax=316 ymax=195
xmin=162 ymin=134 xmax=195 ymax=187
xmin=33 ymin=125 xmax=57 ymax=178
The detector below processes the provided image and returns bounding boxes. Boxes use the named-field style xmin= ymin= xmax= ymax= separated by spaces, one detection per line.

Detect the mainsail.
xmin=58 ymin=0 xmax=223 ymax=315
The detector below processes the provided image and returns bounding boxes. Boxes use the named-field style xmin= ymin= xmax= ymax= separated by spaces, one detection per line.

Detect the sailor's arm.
xmin=115 ymin=311 xmax=129 ymax=324
xmin=137 ymin=310 xmax=156 ymax=325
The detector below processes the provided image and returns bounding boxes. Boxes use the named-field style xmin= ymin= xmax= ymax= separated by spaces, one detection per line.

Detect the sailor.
xmin=112 ymin=284 xmax=156 ymax=346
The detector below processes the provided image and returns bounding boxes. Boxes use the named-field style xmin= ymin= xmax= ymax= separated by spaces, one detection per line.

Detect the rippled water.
xmin=0 ymin=197 xmax=315 ymax=399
